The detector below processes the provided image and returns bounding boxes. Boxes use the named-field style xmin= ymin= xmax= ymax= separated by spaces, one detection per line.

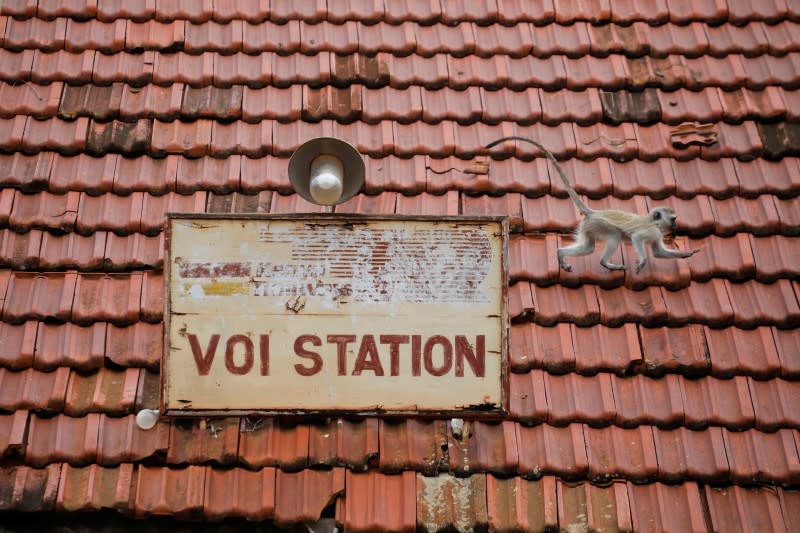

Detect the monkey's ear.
xmin=652 ymin=211 xmax=661 ymax=220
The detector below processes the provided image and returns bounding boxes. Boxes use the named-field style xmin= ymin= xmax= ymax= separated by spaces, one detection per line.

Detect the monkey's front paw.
xmin=560 ymin=263 xmax=573 ymax=272
xmin=635 ymin=261 xmax=647 ymax=274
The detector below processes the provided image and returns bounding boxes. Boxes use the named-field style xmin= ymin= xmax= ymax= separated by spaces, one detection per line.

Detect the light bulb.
xmin=135 ymin=409 xmax=160 ymax=430
xmin=309 ymin=155 xmax=344 ymax=205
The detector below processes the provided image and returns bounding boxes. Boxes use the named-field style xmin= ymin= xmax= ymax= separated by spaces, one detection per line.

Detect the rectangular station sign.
xmin=163 ymin=214 xmax=508 ymax=416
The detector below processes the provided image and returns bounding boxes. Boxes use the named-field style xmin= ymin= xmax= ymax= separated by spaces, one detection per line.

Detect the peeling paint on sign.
xmin=163 ymin=214 xmax=508 ymax=416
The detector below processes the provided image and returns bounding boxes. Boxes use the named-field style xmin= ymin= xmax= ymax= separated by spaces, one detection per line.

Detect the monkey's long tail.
xmin=484 ymin=135 xmax=593 ymax=216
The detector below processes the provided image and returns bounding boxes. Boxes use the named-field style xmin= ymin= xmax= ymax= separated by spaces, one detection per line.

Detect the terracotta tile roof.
xmin=0 ymin=2 xmax=799 ymax=530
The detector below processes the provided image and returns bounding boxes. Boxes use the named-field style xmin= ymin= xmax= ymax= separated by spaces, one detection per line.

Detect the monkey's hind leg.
xmin=557 ymin=233 xmax=596 ymax=272
xmin=599 ymin=234 xmax=626 ymax=271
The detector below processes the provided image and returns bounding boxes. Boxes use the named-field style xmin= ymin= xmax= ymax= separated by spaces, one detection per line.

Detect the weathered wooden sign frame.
xmin=162 ymin=213 xmax=508 ymax=417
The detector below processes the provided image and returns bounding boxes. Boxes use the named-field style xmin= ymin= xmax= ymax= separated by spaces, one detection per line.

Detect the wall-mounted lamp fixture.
xmin=135 ymin=408 xmax=160 ymax=430
xmin=288 ymin=137 xmax=365 ymax=206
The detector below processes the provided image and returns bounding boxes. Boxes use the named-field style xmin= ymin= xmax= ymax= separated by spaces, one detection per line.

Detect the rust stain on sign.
xmin=163 ymin=214 xmax=508 ymax=417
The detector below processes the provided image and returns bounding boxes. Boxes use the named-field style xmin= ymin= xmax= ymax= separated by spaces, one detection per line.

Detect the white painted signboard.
xmin=163 ymin=214 xmax=508 ymax=416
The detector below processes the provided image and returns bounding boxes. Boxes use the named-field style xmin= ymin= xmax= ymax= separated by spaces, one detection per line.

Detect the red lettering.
xmin=412 ymin=335 xmax=422 ymax=376
xmin=327 ymin=334 xmax=356 ymax=376
xmin=380 ymin=335 xmax=409 ymax=376
xmin=352 ymin=335 xmax=384 ymax=376
xmin=424 ymin=335 xmax=452 ymax=377
xmin=259 ymin=334 xmax=270 ymax=376
xmin=225 ymin=334 xmax=254 ymax=375
xmin=294 ymin=335 xmax=323 ymax=376
xmin=455 ymin=335 xmax=485 ymax=377
xmin=188 ymin=333 xmax=220 ymax=376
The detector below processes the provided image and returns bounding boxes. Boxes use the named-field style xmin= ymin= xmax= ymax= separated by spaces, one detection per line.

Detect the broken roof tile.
xmin=516 ymin=424 xmax=587 ymax=480
xmin=653 ymin=426 xmax=729 ymax=483
xmin=6 ymin=189 xmax=80 ymax=233
xmin=34 ymin=322 xmax=106 ymax=371
xmin=274 ymin=468 xmax=345 ymax=526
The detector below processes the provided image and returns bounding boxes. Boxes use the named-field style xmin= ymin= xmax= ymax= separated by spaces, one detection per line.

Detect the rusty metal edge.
xmin=161 ymin=212 xmax=510 ymax=420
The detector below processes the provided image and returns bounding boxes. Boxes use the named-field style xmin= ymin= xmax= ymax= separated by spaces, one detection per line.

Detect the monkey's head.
xmin=650 ymin=206 xmax=678 ymax=234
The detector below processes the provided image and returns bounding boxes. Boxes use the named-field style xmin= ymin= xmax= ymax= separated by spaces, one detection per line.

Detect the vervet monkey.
xmin=485 ymin=136 xmax=699 ymax=273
